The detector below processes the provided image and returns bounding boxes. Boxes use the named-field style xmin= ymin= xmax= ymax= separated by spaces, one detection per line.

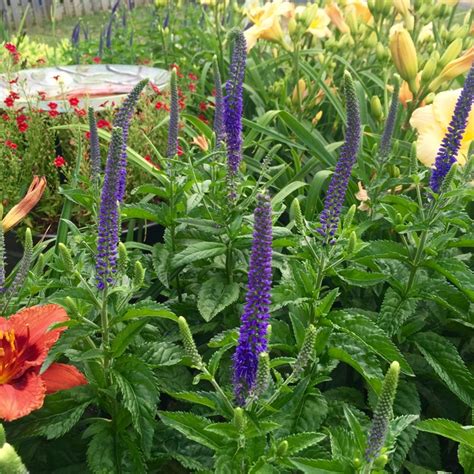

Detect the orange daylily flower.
xmin=429 ymin=47 xmax=474 ymax=91
xmin=325 ymin=3 xmax=350 ymax=33
xmin=0 ymin=304 xmax=87 ymax=421
xmin=2 ymin=176 xmax=47 ymax=233
xmin=191 ymin=135 xmax=209 ymax=152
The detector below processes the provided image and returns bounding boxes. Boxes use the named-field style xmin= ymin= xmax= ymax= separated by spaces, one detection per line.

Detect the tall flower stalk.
xmin=113 ymin=79 xmax=148 ymax=202
xmin=318 ymin=72 xmax=361 ymax=243
xmin=379 ymin=78 xmax=400 ymax=162
xmin=213 ymin=56 xmax=225 ymax=147
xmin=96 ymin=127 xmax=123 ymax=290
xmin=166 ymin=68 xmax=179 ymax=159
xmin=429 ymin=65 xmax=474 ymax=193
xmin=224 ymin=29 xmax=246 ymax=196
xmin=88 ymin=107 xmax=101 ymax=181
xmin=0 ymin=207 xmax=5 ymax=295
xmin=233 ymin=193 xmax=272 ymax=406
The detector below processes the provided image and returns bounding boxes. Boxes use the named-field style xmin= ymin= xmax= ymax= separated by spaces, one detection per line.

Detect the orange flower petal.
xmin=41 ymin=363 xmax=87 ymax=394
xmin=1 ymin=176 xmax=46 ymax=233
xmin=0 ymin=371 xmax=46 ymax=421
xmin=9 ymin=305 xmax=69 ymax=369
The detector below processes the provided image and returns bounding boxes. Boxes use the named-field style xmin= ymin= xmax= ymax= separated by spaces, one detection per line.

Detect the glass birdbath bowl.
xmin=0 ymin=64 xmax=170 ymax=111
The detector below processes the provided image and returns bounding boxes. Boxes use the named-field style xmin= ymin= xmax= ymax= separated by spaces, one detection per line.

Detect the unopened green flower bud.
xmin=366 ymin=31 xmax=377 ymax=48
xmin=347 ymin=231 xmax=357 ymax=255
xmin=117 ymin=242 xmax=128 ymax=275
xmin=290 ymin=198 xmax=306 ymax=236
xmin=132 ymin=261 xmax=145 ymax=288
xmin=35 ymin=253 xmax=45 ymax=276
xmin=0 ymin=424 xmax=5 ymax=447
xmin=252 ymin=352 xmax=270 ymax=399
xmin=353 ymin=457 xmax=362 ymax=468
xmin=452 ymin=24 xmax=469 ymax=40
xmin=58 ymin=243 xmax=74 ymax=273
xmin=395 ymin=212 xmax=403 ymax=225
xmin=421 ymin=56 xmax=437 ymax=84
xmin=440 ymin=163 xmax=458 ymax=194
xmin=439 ymin=38 xmax=463 ymax=68
xmin=365 ymin=361 xmax=400 ymax=462
xmin=292 ymin=324 xmax=316 ymax=377
xmin=374 ymin=453 xmax=389 ymax=469
xmin=233 ymin=407 xmax=246 ymax=433
xmin=390 ymin=165 xmax=400 ymax=178
xmin=276 ymin=440 xmax=289 ymax=457
xmin=370 ymin=96 xmax=383 ymax=120
xmin=376 ymin=42 xmax=386 ymax=61
xmin=0 ymin=443 xmax=28 ymax=474
xmin=177 ymin=316 xmax=202 ymax=367
xmin=343 ymin=204 xmax=357 ymax=229
xmin=346 ymin=10 xmax=358 ymax=33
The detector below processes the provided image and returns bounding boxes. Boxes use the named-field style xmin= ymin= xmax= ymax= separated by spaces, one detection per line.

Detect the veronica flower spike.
xmin=429 ymin=65 xmax=474 ymax=193
xmin=233 ymin=193 xmax=273 ymax=406
xmin=318 ymin=71 xmax=361 ymax=243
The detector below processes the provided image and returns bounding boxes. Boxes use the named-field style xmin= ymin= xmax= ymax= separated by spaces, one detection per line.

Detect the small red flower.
xmin=1 ymin=113 xmax=9 ymax=121
xmin=178 ymin=99 xmax=186 ymax=110
xmin=68 ymin=97 xmax=80 ymax=107
xmin=17 ymin=121 xmax=28 ymax=133
xmin=9 ymin=77 xmax=19 ymax=85
xmin=177 ymin=145 xmax=183 ymax=156
xmin=155 ymin=101 xmax=164 ymax=110
xmin=54 ymin=155 xmax=66 ymax=167
xmin=188 ymin=83 xmax=196 ymax=93
xmin=151 ymin=83 xmax=162 ymax=95
xmin=74 ymin=108 xmax=86 ymax=117
xmin=38 ymin=91 xmax=47 ymax=100
xmin=97 ymin=119 xmax=111 ymax=129
xmin=48 ymin=102 xmax=58 ymax=110
xmin=199 ymin=101 xmax=208 ymax=111
xmin=4 ymin=96 xmax=15 ymax=108
xmin=92 ymin=56 xmax=102 ymax=64
xmin=188 ymin=73 xmax=198 ymax=81
xmin=5 ymin=140 xmax=18 ymax=150
xmin=48 ymin=110 xmax=59 ymax=118
xmin=4 ymin=42 xmax=16 ymax=53
xmin=198 ymin=113 xmax=209 ymax=124
xmin=85 ymin=131 xmax=91 ymax=140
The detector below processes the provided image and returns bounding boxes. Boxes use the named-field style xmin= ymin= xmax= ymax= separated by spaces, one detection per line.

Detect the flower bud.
xmin=276 ymin=440 xmax=289 ymax=457
xmin=429 ymin=46 xmax=474 ymax=91
xmin=347 ymin=231 xmax=357 ymax=254
xmin=421 ymin=56 xmax=437 ymax=84
xmin=132 ymin=261 xmax=145 ymax=288
xmin=343 ymin=204 xmax=357 ymax=229
xmin=233 ymin=407 xmax=246 ymax=433
xmin=370 ymin=96 xmax=383 ymax=120
xmin=0 ymin=443 xmax=28 ymax=474
xmin=58 ymin=243 xmax=74 ymax=273
xmin=374 ymin=454 xmax=389 ymax=469
xmin=366 ymin=31 xmax=377 ymax=48
xmin=292 ymin=324 xmax=317 ymax=378
xmin=389 ymin=26 xmax=418 ymax=82
xmin=290 ymin=198 xmax=306 ymax=236
xmin=292 ymin=78 xmax=307 ymax=105
xmin=252 ymin=352 xmax=270 ymax=399
xmin=376 ymin=42 xmax=386 ymax=61
xmin=424 ymin=92 xmax=435 ymax=104
xmin=346 ymin=10 xmax=358 ymax=33
xmin=178 ymin=316 xmax=203 ymax=368
xmin=439 ymin=38 xmax=463 ymax=68
xmin=393 ymin=0 xmax=410 ymax=17
xmin=117 ymin=242 xmax=128 ymax=275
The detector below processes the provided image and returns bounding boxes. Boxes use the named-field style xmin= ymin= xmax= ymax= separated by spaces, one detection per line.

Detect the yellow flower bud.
xmin=292 ymin=78 xmax=308 ymax=105
xmin=439 ymin=38 xmax=463 ymax=68
xmin=429 ymin=46 xmax=474 ymax=91
xmin=393 ymin=0 xmax=410 ymax=18
xmin=376 ymin=42 xmax=386 ymax=61
xmin=421 ymin=56 xmax=437 ymax=84
xmin=366 ymin=31 xmax=378 ymax=48
xmin=389 ymin=25 xmax=418 ymax=83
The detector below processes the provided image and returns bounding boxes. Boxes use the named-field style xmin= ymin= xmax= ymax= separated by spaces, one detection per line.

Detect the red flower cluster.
xmin=68 ymin=97 xmax=80 ymax=107
xmin=54 ymin=155 xmax=66 ymax=167
xmin=4 ymin=42 xmax=20 ymax=64
xmin=92 ymin=56 xmax=101 ymax=64
xmin=16 ymin=114 xmax=28 ymax=133
xmin=97 ymin=119 xmax=112 ymax=129
xmin=4 ymin=90 xmax=19 ymax=108
xmin=5 ymin=139 xmax=18 ymax=150
xmin=48 ymin=102 xmax=59 ymax=118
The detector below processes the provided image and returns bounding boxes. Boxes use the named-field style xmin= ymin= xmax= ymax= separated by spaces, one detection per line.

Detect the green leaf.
xmin=337 ymin=269 xmax=387 ymax=287
xmin=413 ymin=332 xmax=474 ymax=406
xmin=417 ymin=419 xmax=474 ymax=448
xmin=197 ymin=276 xmax=240 ymax=321
xmin=378 ymin=287 xmax=418 ymax=335
xmin=459 ymin=443 xmax=474 ymax=472
xmin=279 ymin=432 xmax=326 ymax=456
xmin=121 ymin=203 xmax=165 ymax=223
xmin=169 ymin=391 xmax=217 ymax=410
xmin=328 ymin=311 xmax=413 ymax=375
xmin=139 ymin=341 xmax=183 ymax=367
xmin=354 ymin=240 xmax=409 ymax=262
xmin=87 ymin=422 xmax=117 ymax=474
xmin=271 ymin=181 xmax=308 ymax=207
xmin=289 ymin=457 xmax=348 ymax=473
xmin=343 ymin=406 xmax=366 ymax=454
xmin=158 ymin=411 xmax=222 ymax=450
xmin=172 ymin=241 xmax=227 ymax=268
xmin=120 ymin=303 xmax=177 ymax=322
xmin=111 ymin=320 xmax=148 ymax=357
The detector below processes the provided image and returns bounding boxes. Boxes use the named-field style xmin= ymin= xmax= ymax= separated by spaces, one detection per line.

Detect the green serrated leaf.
xmin=289 ymin=457 xmax=348 ymax=473
xmin=417 ymin=418 xmax=474 ymax=448
xmin=169 ymin=391 xmax=217 ymax=410
xmin=378 ymin=287 xmax=418 ymax=336
xmin=279 ymin=432 xmax=326 ymax=456
xmin=172 ymin=241 xmax=226 ymax=268
xmin=413 ymin=332 xmax=474 ymax=406
xmin=337 ymin=268 xmax=387 ymax=287
xmin=197 ymin=276 xmax=240 ymax=321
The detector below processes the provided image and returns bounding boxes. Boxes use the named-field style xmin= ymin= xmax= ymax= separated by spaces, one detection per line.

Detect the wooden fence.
xmin=0 ymin=0 xmax=153 ymax=28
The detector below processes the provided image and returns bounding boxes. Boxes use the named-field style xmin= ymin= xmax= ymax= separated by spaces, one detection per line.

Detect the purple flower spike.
xmin=167 ymin=69 xmax=179 ymax=159
xmin=213 ymin=57 xmax=225 ymax=147
xmin=113 ymin=79 xmax=148 ymax=202
xmin=379 ymin=80 xmax=400 ymax=162
xmin=319 ymin=72 xmax=361 ymax=243
xmin=96 ymin=127 xmax=123 ymax=290
xmin=88 ymin=107 xmax=101 ymax=180
xmin=429 ymin=66 xmax=474 ymax=193
xmin=233 ymin=193 xmax=273 ymax=406
xmin=224 ymin=30 xmax=247 ymax=183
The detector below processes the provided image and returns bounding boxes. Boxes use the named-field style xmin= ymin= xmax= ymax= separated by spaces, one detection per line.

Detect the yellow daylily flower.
xmin=305 ymin=8 xmax=331 ymax=38
xmin=345 ymin=0 xmax=373 ymax=24
xmin=418 ymin=22 xmax=434 ymax=43
xmin=429 ymin=47 xmax=474 ymax=91
xmin=2 ymin=176 xmax=47 ymax=233
xmin=244 ymin=0 xmax=295 ymax=51
xmin=410 ymin=89 xmax=474 ymax=167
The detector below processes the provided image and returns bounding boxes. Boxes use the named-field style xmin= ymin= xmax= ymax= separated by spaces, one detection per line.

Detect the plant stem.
xmin=101 ymin=286 xmax=111 ymax=372
xmin=202 ymin=366 xmax=234 ymax=414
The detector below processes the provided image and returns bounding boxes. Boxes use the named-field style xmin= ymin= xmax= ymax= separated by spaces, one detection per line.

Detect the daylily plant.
xmin=0 ymin=304 xmax=87 ymax=421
